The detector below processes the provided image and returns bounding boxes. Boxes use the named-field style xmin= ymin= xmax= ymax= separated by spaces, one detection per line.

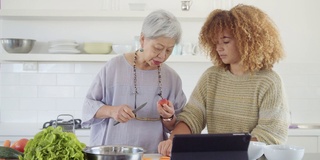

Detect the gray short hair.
xmin=141 ymin=9 xmax=182 ymax=44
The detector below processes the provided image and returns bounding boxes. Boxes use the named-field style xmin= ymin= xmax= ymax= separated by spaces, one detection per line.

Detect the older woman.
xmin=158 ymin=4 xmax=290 ymax=156
xmin=82 ymin=10 xmax=186 ymax=153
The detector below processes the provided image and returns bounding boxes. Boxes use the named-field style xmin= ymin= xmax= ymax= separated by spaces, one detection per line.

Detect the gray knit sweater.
xmin=178 ymin=66 xmax=289 ymax=144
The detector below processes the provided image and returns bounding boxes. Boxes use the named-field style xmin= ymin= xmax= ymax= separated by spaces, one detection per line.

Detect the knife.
xmin=113 ymin=102 xmax=148 ymax=126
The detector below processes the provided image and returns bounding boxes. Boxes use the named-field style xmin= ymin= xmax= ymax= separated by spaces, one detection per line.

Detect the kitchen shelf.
xmin=0 ymin=9 xmax=208 ymax=21
xmin=0 ymin=9 xmax=209 ymax=62
xmin=0 ymin=53 xmax=211 ymax=62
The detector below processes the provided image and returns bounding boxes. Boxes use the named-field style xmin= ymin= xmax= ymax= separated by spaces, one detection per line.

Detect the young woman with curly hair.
xmin=158 ymin=4 xmax=289 ymax=157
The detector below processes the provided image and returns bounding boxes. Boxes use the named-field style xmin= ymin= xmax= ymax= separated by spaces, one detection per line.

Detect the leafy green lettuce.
xmin=19 ymin=126 xmax=86 ymax=160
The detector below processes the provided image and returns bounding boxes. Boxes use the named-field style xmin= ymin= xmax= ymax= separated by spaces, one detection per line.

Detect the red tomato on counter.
xmin=11 ymin=138 xmax=29 ymax=153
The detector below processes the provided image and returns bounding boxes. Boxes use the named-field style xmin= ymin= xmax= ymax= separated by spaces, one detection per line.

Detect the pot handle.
xmin=43 ymin=121 xmax=52 ymax=128
xmin=74 ymin=119 xmax=82 ymax=124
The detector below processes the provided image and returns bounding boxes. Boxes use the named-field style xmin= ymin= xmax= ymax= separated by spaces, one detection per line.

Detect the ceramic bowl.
xmin=83 ymin=42 xmax=112 ymax=54
xmin=264 ymin=144 xmax=304 ymax=160
xmin=248 ymin=141 xmax=266 ymax=160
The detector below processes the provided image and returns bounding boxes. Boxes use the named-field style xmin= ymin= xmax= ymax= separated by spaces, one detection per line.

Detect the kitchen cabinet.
xmin=287 ymin=129 xmax=320 ymax=153
xmin=0 ymin=8 xmax=211 ymax=62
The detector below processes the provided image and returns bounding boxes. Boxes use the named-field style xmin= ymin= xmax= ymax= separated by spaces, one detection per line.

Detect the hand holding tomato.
xmin=157 ymin=98 xmax=174 ymax=119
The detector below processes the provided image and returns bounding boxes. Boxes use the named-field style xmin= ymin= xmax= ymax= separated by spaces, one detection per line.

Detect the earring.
xmin=139 ymin=48 xmax=144 ymax=52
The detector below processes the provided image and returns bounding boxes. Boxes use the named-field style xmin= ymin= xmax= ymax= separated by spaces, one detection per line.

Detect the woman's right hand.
xmin=158 ymin=139 xmax=173 ymax=157
xmin=95 ymin=104 xmax=136 ymax=123
xmin=111 ymin=105 xmax=136 ymax=123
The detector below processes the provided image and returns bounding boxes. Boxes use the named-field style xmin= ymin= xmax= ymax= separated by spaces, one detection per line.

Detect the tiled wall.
xmin=0 ymin=62 xmax=100 ymax=123
xmin=0 ymin=61 xmax=212 ymax=123
xmin=273 ymin=62 xmax=320 ymax=124
xmin=1 ymin=61 xmax=320 ymax=124
xmin=1 ymin=0 xmax=320 ymax=124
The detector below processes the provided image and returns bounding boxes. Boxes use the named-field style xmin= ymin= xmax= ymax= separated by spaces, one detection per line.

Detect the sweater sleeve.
xmin=178 ymin=71 xmax=208 ymax=134
xmin=251 ymin=76 xmax=290 ymax=144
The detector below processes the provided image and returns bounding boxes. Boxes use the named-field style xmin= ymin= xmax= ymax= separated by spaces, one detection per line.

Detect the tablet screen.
xmin=172 ymin=133 xmax=251 ymax=153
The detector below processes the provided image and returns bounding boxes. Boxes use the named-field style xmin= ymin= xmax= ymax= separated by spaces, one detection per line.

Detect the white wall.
xmin=1 ymin=0 xmax=320 ymax=124
xmin=0 ymin=61 xmax=212 ymax=123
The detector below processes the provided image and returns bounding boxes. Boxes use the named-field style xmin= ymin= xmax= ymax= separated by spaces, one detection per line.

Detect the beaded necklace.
xmin=133 ymin=50 xmax=162 ymax=109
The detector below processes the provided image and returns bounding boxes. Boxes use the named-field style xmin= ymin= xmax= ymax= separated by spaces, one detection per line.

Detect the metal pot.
xmin=53 ymin=114 xmax=75 ymax=133
xmin=42 ymin=118 xmax=82 ymax=129
xmin=83 ymin=145 xmax=144 ymax=160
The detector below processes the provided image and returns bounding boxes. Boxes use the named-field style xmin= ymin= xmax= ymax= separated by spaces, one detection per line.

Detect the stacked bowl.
xmin=48 ymin=40 xmax=80 ymax=54
xmin=248 ymin=141 xmax=266 ymax=160
xmin=264 ymin=145 xmax=304 ymax=160
xmin=248 ymin=142 xmax=304 ymax=160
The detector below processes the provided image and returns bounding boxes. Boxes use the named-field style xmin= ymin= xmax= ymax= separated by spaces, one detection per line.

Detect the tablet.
xmin=171 ymin=133 xmax=251 ymax=160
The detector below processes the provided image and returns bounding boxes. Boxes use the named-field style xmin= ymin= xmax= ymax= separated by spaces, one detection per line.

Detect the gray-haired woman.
xmin=82 ymin=9 xmax=187 ymax=153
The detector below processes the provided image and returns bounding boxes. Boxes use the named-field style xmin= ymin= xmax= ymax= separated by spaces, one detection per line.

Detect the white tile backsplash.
xmin=286 ymin=87 xmax=319 ymax=99
xmin=0 ymin=63 xmax=24 ymax=73
xmin=37 ymin=110 xmax=75 ymax=123
xmin=38 ymin=62 xmax=75 ymax=73
xmin=316 ymin=88 xmax=320 ymax=98
xmin=20 ymin=98 xmax=56 ymax=111
xmin=74 ymin=86 xmax=91 ymax=98
xmin=0 ymin=98 xmax=20 ymax=111
xmin=2 ymin=111 xmax=38 ymax=122
xmin=309 ymin=75 xmax=320 ymax=87
xmin=1 ymin=86 xmax=38 ymax=98
xmin=291 ymin=110 xmax=320 ymax=124
xmin=20 ymin=73 xmax=57 ymax=86
xmin=57 ymin=74 xmax=94 ymax=86
xmin=38 ymin=86 xmax=74 ymax=98
xmin=0 ymin=73 xmax=20 ymax=85
xmin=56 ymin=98 xmax=84 ymax=111
xmin=74 ymin=62 xmax=105 ymax=74
xmin=1 ymin=61 xmax=320 ymax=124
xmin=281 ymin=75 xmax=309 ymax=87
xmin=0 ymin=0 xmax=319 ymax=125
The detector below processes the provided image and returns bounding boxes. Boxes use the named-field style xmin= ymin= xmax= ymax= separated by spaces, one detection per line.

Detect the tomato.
xmin=159 ymin=99 xmax=169 ymax=106
xmin=3 ymin=140 xmax=11 ymax=147
xmin=11 ymin=138 xmax=29 ymax=153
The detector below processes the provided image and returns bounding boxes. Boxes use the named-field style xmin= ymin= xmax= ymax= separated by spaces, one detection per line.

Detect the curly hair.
xmin=199 ymin=4 xmax=285 ymax=72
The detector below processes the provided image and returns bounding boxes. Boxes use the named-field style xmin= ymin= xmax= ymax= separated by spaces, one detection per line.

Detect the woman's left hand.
xmin=157 ymin=100 xmax=174 ymax=119
xmin=158 ymin=139 xmax=173 ymax=157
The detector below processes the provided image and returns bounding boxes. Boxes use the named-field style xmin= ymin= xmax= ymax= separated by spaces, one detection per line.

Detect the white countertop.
xmin=143 ymin=154 xmax=163 ymax=160
xmin=0 ymin=122 xmax=90 ymax=137
xmin=288 ymin=129 xmax=320 ymax=136
xmin=1 ymin=122 xmax=320 ymax=138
